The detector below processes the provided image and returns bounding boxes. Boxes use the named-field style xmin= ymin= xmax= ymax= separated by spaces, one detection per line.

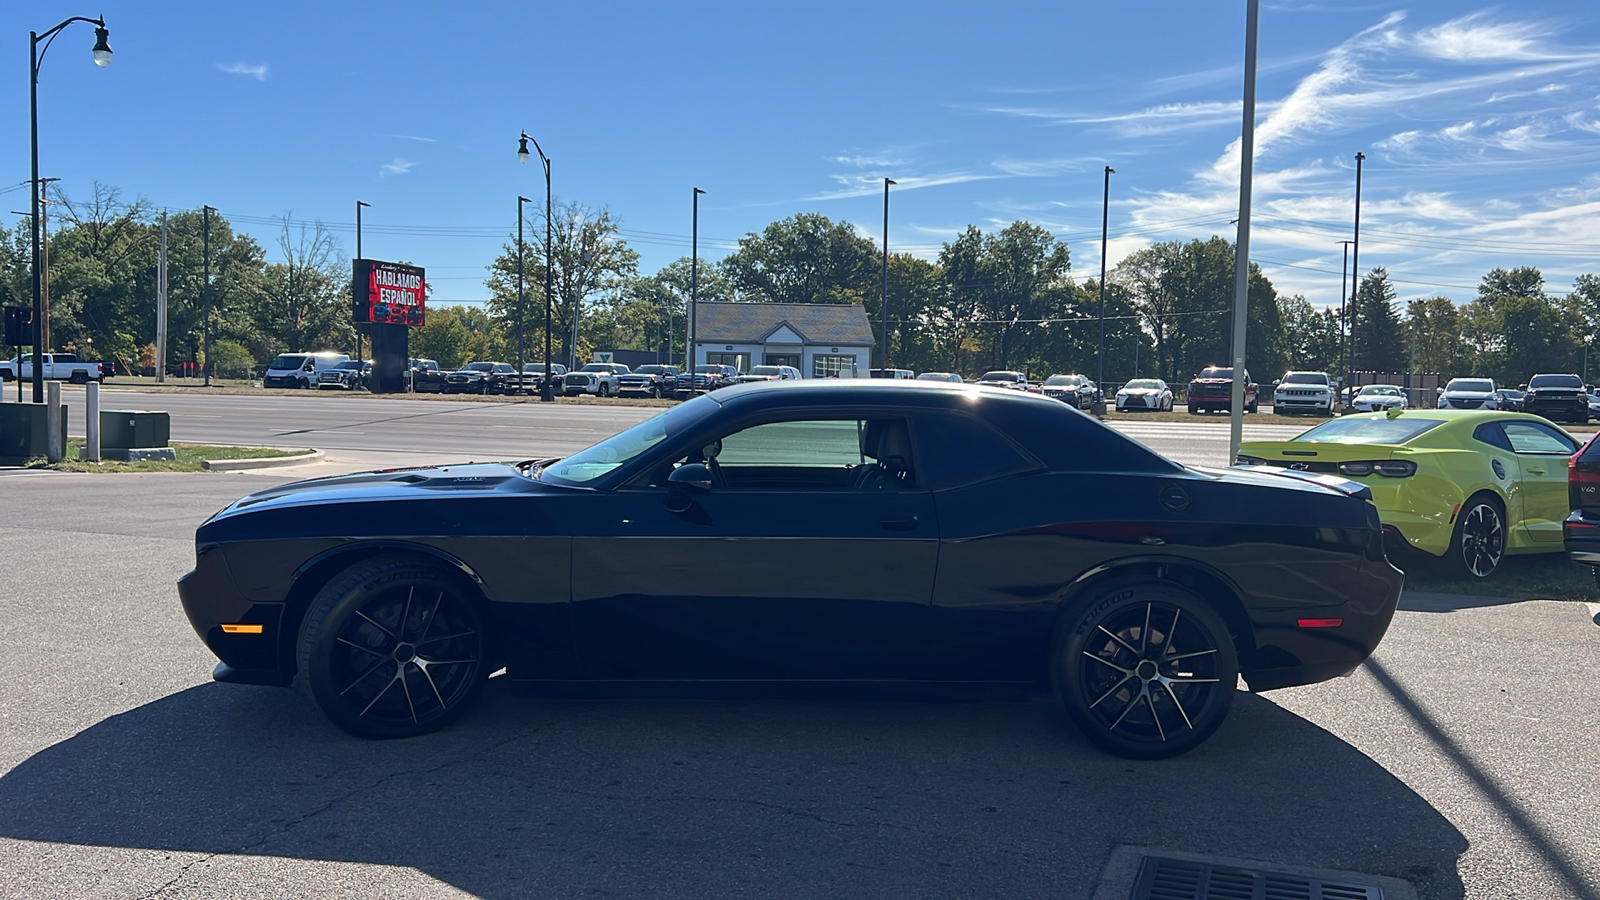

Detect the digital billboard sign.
xmin=353 ymin=259 xmax=426 ymax=327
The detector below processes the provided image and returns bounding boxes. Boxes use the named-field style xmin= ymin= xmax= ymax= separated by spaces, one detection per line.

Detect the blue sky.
xmin=5 ymin=1 xmax=1600 ymax=311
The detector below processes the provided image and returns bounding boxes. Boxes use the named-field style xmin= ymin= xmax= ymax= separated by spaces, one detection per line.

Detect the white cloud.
xmin=217 ymin=62 xmax=268 ymax=81
xmin=809 ymin=171 xmax=1002 ymax=201
xmin=376 ymin=133 xmax=437 ymax=143
xmin=833 ymin=154 xmax=909 ymax=168
xmin=1414 ymin=14 xmax=1547 ymax=62
xmin=379 ymin=158 xmax=418 ymax=177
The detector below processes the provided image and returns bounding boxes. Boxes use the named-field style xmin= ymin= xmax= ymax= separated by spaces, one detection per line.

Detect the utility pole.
xmin=37 ymin=177 xmax=59 ymax=357
xmin=157 ymin=212 xmax=168 ymax=382
xmin=690 ymin=188 xmax=705 ymax=373
xmin=880 ymin=179 xmax=895 ymax=371
xmin=355 ymin=200 xmax=369 ymax=363
xmin=202 ymin=205 xmax=214 ymax=387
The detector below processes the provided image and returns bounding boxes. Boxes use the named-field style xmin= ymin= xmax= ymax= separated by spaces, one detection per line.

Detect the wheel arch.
xmin=1053 ymin=557 xmax=1258 ymax=667
xmin=278 ymin=541 xmax=490 ymax=679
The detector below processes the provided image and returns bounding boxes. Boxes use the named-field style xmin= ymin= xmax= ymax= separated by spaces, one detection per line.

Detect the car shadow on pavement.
xmin=0 ymin=680 xmax=1466 ymax=899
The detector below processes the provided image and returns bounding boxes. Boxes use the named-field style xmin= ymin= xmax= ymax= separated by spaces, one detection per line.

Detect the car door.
xmin=1498 ymin=420 xmax=1580 ymax=543
xmin=570 ymin=414 xmax=939 ymax=679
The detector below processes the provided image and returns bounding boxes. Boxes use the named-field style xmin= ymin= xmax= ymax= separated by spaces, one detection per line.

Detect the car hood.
xmin=205 ymin=462 xmax=549 ymax=522
xmin=1441 ymin=390 xmax=1493 ymax=400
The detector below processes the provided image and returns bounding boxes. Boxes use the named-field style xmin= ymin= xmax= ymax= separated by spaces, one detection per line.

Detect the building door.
xmin=764 ymin=354 xmax=800 ymax=368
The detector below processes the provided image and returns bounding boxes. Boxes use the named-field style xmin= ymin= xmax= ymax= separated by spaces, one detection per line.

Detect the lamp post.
xmin=355 ymin=200 xmax=369 ymax=364
xmin=880 ymin=179 xmax=895 ymax=372
xmin=29 ymin=15 xmax=111 ymax=403
xmin=1349 ymin=152 xmax=1365 ymax=374
xmin=1096 ymin=165 xmax=1114 ymax=387
xmin=517 ymin=132 xmax=555 ymax=401
xmin=691 ymin=188 xmax=705 ymax=373
xmin=1338 ymin=240 xmax=1353 ymax=388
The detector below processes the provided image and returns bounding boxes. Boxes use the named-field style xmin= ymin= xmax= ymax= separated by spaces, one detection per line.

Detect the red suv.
xmin=1187 ymin=366 xmax=1258 ymax=414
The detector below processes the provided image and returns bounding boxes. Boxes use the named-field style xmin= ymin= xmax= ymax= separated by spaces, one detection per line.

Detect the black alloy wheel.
xmin=1441 ymin=494 xmax=1505 ymax=579
xmin=296 ymin=556 xmax=490 ymax=739
xmin=1054 ymin=583 xmax=1237 ymax=759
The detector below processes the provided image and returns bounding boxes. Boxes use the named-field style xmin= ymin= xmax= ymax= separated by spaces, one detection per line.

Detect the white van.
xmin=263 ymin=351 xmax=350 ymax=389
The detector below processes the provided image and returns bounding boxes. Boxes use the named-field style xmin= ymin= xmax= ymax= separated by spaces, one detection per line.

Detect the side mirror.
xmin=664 ymin=463 xmax=713 ymax=513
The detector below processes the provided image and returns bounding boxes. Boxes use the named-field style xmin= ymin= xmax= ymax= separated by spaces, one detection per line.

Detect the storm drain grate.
xmin=1130 ymin=855 xmax=1384 ymax=900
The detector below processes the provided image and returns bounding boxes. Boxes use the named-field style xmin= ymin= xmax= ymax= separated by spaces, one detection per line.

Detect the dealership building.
xmin=690 ymin=301 xmax=875 ymax=378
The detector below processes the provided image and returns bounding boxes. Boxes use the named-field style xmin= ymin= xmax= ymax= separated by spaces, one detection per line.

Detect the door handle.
xmin=879 ymin=516 xmax=920 ymax=531
xmin=1527 ymin=466 xmax=1546 ymax=475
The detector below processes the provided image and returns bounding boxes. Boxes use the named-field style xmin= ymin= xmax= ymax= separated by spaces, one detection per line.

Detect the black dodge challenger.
xmin=179 ymin=380 xmax=1403 ymax=758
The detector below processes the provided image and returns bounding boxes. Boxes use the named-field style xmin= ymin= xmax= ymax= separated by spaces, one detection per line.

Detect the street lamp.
xmin=28 ymin=14 xmax=111 ymax=403
xmin=518 ymin=132 xmax=555 ymax=401
xmin=690 ymin=188 xmax=705 ymax=373
xmin=1096 ymin=165 xmax=1114 ymax=388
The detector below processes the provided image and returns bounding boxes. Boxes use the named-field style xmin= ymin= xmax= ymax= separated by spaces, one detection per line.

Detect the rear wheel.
xmin=1053 ymin=582 xmax=1238 ymax=759
xmin=1438 ymin=493 xmax=1506 ymax=580
xmin=296 ymin=555 xmax=490 ymax=739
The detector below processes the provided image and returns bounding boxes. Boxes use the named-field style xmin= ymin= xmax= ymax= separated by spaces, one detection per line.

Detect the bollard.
xmin=85 ymin=381 xmax=101 ymax=462
xmin=46 ymin=381 xmax=63 ymax=463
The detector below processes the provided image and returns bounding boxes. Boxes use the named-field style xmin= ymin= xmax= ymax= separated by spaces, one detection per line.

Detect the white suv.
xmin=1437 ymin=377 xmax=1498 ymax=411
xmin=1273 ymin=371 xmax=1334 ymax=415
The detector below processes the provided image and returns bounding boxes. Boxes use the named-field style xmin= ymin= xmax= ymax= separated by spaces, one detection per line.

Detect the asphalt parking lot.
xmin=1 ymin=473 xmax=1597 ymax=899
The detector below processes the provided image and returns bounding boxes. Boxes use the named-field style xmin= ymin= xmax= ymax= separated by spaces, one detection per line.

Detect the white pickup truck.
xmin=0 ymin=353 xmax=112 ymax=383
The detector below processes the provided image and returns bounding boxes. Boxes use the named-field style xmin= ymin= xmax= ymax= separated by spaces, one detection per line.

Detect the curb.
xmin=202 ymin=449 xmax=323 ymax=471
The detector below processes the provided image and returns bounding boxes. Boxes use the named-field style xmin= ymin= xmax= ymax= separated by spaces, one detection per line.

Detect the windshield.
xmin=334 ymin=361 xmax=362 ymax=370
xmin=540 ymin=400 xmax=710 ymax=485
xmin=1502 ymin=389 xmax=1526 ymax=398
xmin=1282 ymin=373 xmax=1327 ymax=385
xmin=635 ymin=365 xmax=666 ymax=375
xmin=1293 ymin=416 xmax=1443 ymax=446
xmin=1446 ymin=378 xmax=1494 ymax=393
xmin=580 ymin=364 xmax=612 ymax=372
xmin=917 ymin=372 xmax=956 ymax=381
xmin=1198 ymin=367 xmax=1233 ymax=379
xmin=1358 ymin=386 xmax=1402 ymax=396
xmin=464 ymin=362 xmax=495 ymax=372
xmin=979 ymin=371 xmax=1020 ymax=381
xmin=697 ymin=365 xmax=725 ymax=374
xmin=1044 ymin=375 xmax=1081 ymax=386
xmin=269 ymin=355 xmax=308 ymax=370
xmin=1123 ymin=379 xmax=1162 ymax=390
xmin=750 ymin=366 xmax=780 ymax=376
xmin=1529 ymin=374 xmax=1582 ymax=388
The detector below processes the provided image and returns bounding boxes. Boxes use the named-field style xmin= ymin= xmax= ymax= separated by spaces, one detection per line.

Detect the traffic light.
xmin=3 ymin=306 xmax=31 ymax=347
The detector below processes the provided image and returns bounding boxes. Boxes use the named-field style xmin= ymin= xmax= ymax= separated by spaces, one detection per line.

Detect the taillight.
xmin=1568 ymin=453 xmax=1600 ymax=509
xmin=1337 ymin=460 xmax=1415 ymax=478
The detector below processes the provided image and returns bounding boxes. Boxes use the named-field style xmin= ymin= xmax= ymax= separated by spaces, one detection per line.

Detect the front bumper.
xmin=177 ymin=546 xmax=290 ymax=683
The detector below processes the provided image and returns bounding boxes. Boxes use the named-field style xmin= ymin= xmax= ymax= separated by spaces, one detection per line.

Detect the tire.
xmin=1053 ymin=581 xmax=1238 ymax=759
xmin=598 ymin=382 xmax=612 ymax=398
xmin=1437 ymin=492 xmax=1506 ymax=580
xmin=295 ymin=555 xmax=491 ymax=739
xmin=69 ymin=371 xmax=89 ymax=384
xmin=1163 ymin=397 xmax=1173 ymax=412
xmin=300 ymin=378 xmax=312 ymax=390
xmin=1247 ymin=396 xmax=1259 ymax=414
xmin=650 ymin=385 xmax=662 ymax=399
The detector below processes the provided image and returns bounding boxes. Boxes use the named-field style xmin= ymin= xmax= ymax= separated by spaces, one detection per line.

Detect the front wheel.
xmin=598 ymin=382 xmax=612 ymax=398
xmin=296 ymin=555 xmax=491 ymax=739
xmin=1438 ymin=493 xmax=1506 ymax=580
xmin=1053 ymin=582 xmax=1238 ymax=759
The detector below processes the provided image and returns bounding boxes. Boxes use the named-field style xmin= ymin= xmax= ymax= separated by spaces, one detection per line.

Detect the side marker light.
xmin=220 ymin=624 xmax=264 ymax=634
xmin=1297 ymin=618 xmax=1343 ymax=628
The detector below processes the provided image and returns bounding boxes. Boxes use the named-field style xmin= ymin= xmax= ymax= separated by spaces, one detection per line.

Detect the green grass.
xmin=1393 ymin=549 xmax=1598 ymax=602
xmin=26 ymin=441 xmax=306 ymax=473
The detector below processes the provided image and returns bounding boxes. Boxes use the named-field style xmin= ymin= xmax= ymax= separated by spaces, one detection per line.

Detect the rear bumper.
xmin=1242 ymin=558 xmax=1404 ymax=692
xmin=1563 ymin=511 xmax=1600 ymax=564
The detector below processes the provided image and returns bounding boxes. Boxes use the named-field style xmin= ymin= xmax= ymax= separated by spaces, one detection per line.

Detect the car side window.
xmin=641 ymin=417 xmax=918 ymax=491
xmin=1501 ymin=421 xmax=1578 ymax=455
xmin=912 ymin=412 xmax=1037 ymax=490
xmin=1472 ymin=423 xmax=1513 ymax=452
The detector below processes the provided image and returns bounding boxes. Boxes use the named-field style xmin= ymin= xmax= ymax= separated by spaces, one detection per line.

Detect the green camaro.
xmin=1237 ymin=409 xmax=1579 ymax=579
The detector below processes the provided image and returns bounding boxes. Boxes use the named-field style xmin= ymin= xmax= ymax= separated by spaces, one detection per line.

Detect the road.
xmin=68 ymin=389 xmax=1311 ymax=469
xmin=0 ymin=473 xmax=1597 ymax=898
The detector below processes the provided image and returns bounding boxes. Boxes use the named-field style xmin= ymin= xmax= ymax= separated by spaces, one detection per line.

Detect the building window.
xmin=706 ymin=352 xmax=750 ymax=372
xmin=812 ymin=355 xmax=858 ymax=379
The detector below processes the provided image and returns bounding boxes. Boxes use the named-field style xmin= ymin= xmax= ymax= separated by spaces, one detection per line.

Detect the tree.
xmin=1405 ymin=297 xmax=1466 ymax=378
xmin=1478 ymin=266 xmax=1545 ymax=307
xmin=1348 ymin=268 xmax=1405 ymax=372
xmin=484 ymin=200 xmax=638 ymax=368
xmin=718 ymin=213 xmax=878 ymax=305
xmin=1279 ymin=294 xmax=1341 ymax=372
xmin=1111 ymin=236 xmax=1285 ymax=382
xmin=256 ymin=218 xmax=349 ymax=355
